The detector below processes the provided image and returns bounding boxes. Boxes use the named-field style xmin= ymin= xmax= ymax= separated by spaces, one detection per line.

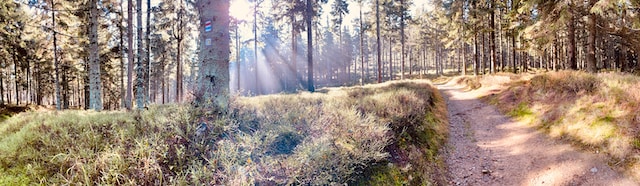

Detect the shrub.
xmin=530 ymin=71 xmax=600 ymax=94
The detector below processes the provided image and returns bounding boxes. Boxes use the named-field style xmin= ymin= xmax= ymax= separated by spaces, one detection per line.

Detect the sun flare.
xmin=230 ymin=0 xmax=252 ymax=20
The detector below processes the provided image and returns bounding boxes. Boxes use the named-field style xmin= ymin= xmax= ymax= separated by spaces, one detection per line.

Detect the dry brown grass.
xmin=484 ymin=71 xmax=640 ymax=181
xmin=0 ymin=80 xmax=449 ymax=185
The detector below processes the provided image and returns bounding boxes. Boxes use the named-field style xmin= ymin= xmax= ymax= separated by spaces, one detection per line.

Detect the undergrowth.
xmin=0 ymin=81 xmax=449 ymax=185
xmin=485 ymin=71 xmax=640 ymax=181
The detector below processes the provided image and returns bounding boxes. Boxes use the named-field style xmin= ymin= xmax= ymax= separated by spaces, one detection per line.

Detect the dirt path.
xmin=437 ymin=81 xmax=638 ymax=186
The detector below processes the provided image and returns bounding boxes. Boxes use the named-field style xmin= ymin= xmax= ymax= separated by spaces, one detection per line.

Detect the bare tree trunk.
xmin=511 ymin=31 xmax=517 ymax=73
xmin=126 ymin=0 xmax=134 ymax=109
xmin=53 ymin=0 xmax=61 ymax=109
xmin=175 ymin=2 xmax=184 ymax=103
xmin=306 ymin=0 xmax=314 ymax=92
xmin=474 ymin=33 xmax=479 ymax=76
xmin=585 ymin=0 xmax=597 ymax=73
xmin=146 ymin=0 xmax=151 ymax=103
xmin=400 ymin=0 xmax=405 ymax=80
xmin=376 ymin=0 xmax=381 ymax=83
xmin=567 ymin=0 xmax=578 ymax=70
xmin=291 ymin=15 xmax=297 ymax=88
xmin=88 ymin=0 xmax=102 ymax=110
xmin=195 ymin=0 xmax=230 ymax=109
xmin=489 ymin=0 xmax=496 ymax=74
xmin=359 ymin=2 xmax=364 ymax=85
xmin=389 ymin=37 xmax=392 ymax=80
xmin=135 ymin=0 xmax=144 ymax=109
xmin=120 ymin=0 xmax=125 ymax=108
xmin=12 ymin=46 xmax=18 ymax=105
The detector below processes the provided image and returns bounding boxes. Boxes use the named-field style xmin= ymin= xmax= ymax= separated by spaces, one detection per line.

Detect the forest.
xmin=2 ymin=0 xmax=640 ymax=185
xmin=0 ymin=0 xmax=638 ymax=110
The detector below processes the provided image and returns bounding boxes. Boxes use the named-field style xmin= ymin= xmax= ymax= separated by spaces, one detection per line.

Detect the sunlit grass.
xmin=0 ymin=80 xmax=449 ymax=185
xmin=485 ymin=71 xmax=640 ymax=181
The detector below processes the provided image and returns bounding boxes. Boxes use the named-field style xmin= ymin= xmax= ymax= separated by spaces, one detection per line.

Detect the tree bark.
xmin=126 ymin=0 xmax=134 ymax=109
xmin=146 ymin=0 xmax=151 ymax=103
xmin=359 ymin=2 xmax=364 ymax=85
xmin=567 ymin=0 xmax=578 ymax=70
xmin=375 ymin=0 xmax=381 ymax=83
xmin=120 ymin=0 xmax=125 ymax=108
xmin=135 ymin=0 xmax=144 ymax=109
xmin=511 ymin=31 xmax=517 ymax=73
xmin=400 ymin=0 xmax=405 ymax=80
xmin=306 ymin=0 xmax=314 ymax=92
xmin=489 ymin=0 xmax=496 ymax=74
xmin=195 ymin=0 xmax=230 ymax=109
xmin=52 ymin=0 xmax=61 ymax=109
xmin=585 ymin=0 xmax=597 ymax=73
xmin=88 ymin=0 xmax=102 ymax=110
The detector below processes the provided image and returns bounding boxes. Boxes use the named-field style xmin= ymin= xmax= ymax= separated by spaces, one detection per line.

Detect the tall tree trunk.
xmin=126 ymin=0 xmax=134 ymax=109
xmin=375 ymin=0 xmax=381 ymax=83
xmin=306 ymin=0 xmax=314 ymax=92
xmin=0 ymin=73 xmax=4 ymax=105
xmin=135 ymin=0 xmax=144 ymax=109
xmin=195 ymin=0 xmax=230 ymax=109
xmin=400 ymin=0 xmax=405 ymax=80
xmin=88 ymin=0 xmax=102 ymax=110
xmin=146 ymin=0 xmax=151 ymax=103
xmin=481 ymin=31 xmax=486 ymax=74
xmin=567 ymin=0 xmax=578 ymax=70
xmin=489 ymin=0 xmax=496 ymax=74
xmin=474 ymin=33 xmax=479 ymax=76
xmin=175 ymin=2 xmax=183 ymax=103
xmin=359 ymin=2 xmax=364 ymax=85
xmin=12 ymin=47 xmax=18 ymax=105
xmin=585 ymin=0 xmax=597 ymax=73
xmin=389 ymin=37 xmax=392 ymax=80
xmin=511 ymin=31 xmax=517 ymax=73
xmin=62 ymin=67 xmax=69 ymax=109
xmin=235 ymin=20 xmax=241 ymax=92
xmin=161 ymin=54 xmax=166 ymax=104
xmin=52 ymin=0 xmax=61 ymax=110
xmin=120 ymin=0 xmax=125 ymax=108
xmin=291 ymin=15 xmax=297 ymax=88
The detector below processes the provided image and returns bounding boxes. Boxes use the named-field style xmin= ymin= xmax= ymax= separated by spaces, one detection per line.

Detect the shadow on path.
xmin=438 ymin=83 xmax=637 ymax=186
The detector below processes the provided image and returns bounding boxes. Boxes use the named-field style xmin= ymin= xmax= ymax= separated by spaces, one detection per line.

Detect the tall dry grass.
xmin=0 ymin=81 xmax=449 ymax=185
xmin=487 ymin=71 xmax=640 ymax=181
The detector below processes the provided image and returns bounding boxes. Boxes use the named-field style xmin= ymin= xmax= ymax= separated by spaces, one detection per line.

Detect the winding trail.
xmin=437 ymin=80 xmax=637 ymax=186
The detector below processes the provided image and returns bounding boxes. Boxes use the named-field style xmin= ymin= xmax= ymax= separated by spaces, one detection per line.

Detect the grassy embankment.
xmin=477 ymin=71 xmax=640 ymax=181
xmin=0 ymin=81 xmax=448 ymax=185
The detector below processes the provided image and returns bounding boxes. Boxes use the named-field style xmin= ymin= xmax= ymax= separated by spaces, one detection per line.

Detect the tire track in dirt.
xmin=437 ymin=83 xmax=637 ymax=186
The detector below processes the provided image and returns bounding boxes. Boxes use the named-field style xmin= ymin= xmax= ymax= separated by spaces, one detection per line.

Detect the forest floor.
xmin=437 ymin=76 xmax=638 ymax=185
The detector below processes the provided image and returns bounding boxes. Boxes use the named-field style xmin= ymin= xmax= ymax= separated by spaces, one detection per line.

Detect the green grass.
xmin=507 ymin=102 xmax=533 ymax=118
xmin=0 ymin=80 xmax=449 ymax=185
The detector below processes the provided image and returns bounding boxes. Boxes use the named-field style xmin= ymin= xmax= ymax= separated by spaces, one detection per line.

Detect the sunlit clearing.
xmin=230 ymin=0 xmax=251 ymax=20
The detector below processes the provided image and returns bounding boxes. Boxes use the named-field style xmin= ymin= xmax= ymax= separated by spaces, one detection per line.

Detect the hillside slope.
xmin=0 ymin=81 xmax=449 ymax=185
xmin=454 ymin=71 xmax=640 ymax=182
